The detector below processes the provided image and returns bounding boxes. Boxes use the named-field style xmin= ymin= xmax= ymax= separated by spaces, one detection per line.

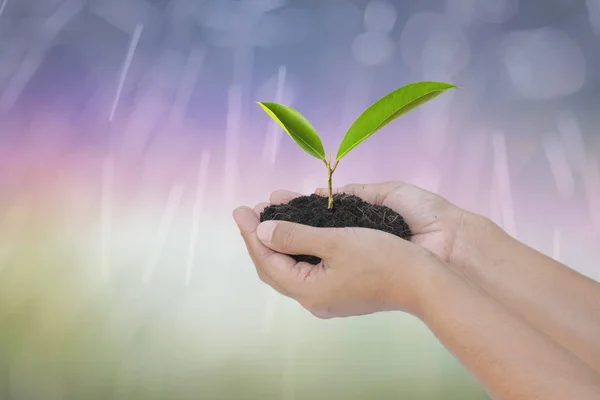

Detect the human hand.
xmin=273 ymin=181 xmax=471 ymax=264
xmin=232 ymin=203 xmax=441 ymax=319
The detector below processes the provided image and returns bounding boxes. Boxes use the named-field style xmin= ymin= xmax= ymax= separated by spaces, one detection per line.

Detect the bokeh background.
xmin=0 ymin=0 xmax=599 ymax=399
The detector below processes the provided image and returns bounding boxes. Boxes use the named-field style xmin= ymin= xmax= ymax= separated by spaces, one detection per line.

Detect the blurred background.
xmin=0 ymin=0 xmax=599 ymax=398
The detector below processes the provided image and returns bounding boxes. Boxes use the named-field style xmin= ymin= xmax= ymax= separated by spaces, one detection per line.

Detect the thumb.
xmin=256 ymin=220 xmax=339 ymax=259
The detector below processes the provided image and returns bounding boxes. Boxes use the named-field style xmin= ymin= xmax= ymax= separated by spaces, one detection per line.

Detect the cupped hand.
xmin=311 ymin=182 xmax=468 ymax=264
xmin=232 ymin=201 xmax=442 ymax=319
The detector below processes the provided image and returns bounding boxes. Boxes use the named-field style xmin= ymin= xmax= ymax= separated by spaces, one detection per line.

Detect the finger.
xmin=233 ymin=207 xmax=301 ymax=294
xmin=315 ymin=182 xmax=406 ymax=205
xmin=233 ymin=206 xmax=281 ymax=287
xmin=256 ymin=220 xmax=339 ymax=258
xmin=270 ymin=190 xmax=302 ymax=205
xmin=253 ymin=202 xmax=270 ymax=216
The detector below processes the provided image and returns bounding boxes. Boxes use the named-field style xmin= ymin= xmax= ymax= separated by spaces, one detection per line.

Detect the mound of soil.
xmin=259 ymin=193 xmax=412 ymax=264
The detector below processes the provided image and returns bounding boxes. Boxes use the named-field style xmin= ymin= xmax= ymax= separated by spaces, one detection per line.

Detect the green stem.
xmin=326 ymin=158 xmax=339 ymax=209
xmin=327 ymin=160 xmax=333 ymax=209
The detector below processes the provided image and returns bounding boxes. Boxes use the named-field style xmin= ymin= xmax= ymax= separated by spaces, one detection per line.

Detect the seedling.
xmin=258 ymin=81 xmax=457 ymax=209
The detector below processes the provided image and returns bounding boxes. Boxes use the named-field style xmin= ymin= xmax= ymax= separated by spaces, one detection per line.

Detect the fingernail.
xmin=257 ymin=221 xmax=277 ymax=242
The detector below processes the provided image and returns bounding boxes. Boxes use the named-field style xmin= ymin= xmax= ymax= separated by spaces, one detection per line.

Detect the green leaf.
xmin=336 ymin=81 xmax=457 ymax=161
xmin=257 ymin=102 xmax=326 ymax=160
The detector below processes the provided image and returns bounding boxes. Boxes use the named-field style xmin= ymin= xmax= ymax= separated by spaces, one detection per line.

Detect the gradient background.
xmin=0 ymin=0 xmax=599 ymax=399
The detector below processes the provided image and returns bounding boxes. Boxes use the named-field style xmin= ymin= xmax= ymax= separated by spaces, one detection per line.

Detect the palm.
xmin=376 ymin=184 xmax=464 ymax=263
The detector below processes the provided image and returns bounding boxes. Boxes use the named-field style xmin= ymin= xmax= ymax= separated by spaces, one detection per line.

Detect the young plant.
xmin=258 ymin=81 xmax=457 ymax=209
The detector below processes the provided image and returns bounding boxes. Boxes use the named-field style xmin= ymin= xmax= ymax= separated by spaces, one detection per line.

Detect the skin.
xmin=312 ymin=182 xmax=600 ymax=374
xmin=232 ymin=181 xmax=600 ymax=398
xmin=421 ymin=263 xmax=600 ymax=400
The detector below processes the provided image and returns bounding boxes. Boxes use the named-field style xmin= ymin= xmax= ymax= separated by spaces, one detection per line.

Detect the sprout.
xmin=258 ymin=81 xmax=457 ymax=209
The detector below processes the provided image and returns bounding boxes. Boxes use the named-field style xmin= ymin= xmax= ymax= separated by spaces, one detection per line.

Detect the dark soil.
xmin=259 ymin=193 xmax=412 ymax=264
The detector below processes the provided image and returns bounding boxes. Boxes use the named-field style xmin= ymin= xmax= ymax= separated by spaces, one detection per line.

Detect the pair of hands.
xmin=235 ymin=182 xmax=600 ymax=399
xmin=233 ymin=182 xmax=469 ymax=319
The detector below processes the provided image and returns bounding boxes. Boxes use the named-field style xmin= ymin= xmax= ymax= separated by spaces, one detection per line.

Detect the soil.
xmin=259 ymin=193 xmax=412 ymax=264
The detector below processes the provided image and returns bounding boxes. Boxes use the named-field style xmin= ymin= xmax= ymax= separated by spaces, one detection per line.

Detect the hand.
xmin=232 ymin=201 xmax=442 ymax=319
xmin=308 ymin=181 xmax=470 ymax=264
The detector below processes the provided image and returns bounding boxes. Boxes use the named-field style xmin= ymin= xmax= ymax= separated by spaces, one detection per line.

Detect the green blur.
xmin=0 ymin=214 xmax=489 ymax=400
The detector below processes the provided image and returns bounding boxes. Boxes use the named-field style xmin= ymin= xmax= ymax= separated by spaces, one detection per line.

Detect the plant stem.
xmin=325 ymin=158 xmax=339 ymax=210
xmin=327 ymin=159 xmax=333 ymax=209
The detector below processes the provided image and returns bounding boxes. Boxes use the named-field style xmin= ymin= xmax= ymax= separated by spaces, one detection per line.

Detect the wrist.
xmin=392 ymin=247 xmax=448 ymax=320
xmin=416 ymin=262 xmax=459 ymax=324
xmin=450 ymin=211 xmax=518 ymax=282
xmin=412 ymin=259 xmax=447 ymax=320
